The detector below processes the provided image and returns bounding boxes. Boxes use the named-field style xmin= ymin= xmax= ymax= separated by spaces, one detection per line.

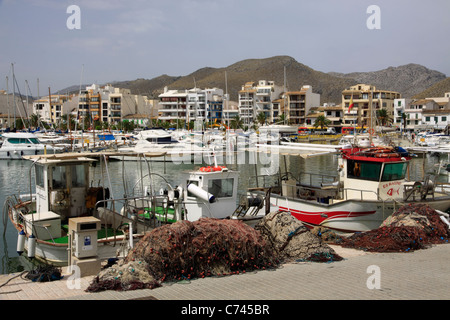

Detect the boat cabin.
xmin=33 ymin=156 xmax=104 ymax=221
xmin=339 ymin=146 xmax=411 ymax=201
xmin=182 ymin=166 xmax=239 ymax=221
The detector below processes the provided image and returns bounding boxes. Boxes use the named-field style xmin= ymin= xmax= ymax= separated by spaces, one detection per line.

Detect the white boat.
xmin=112 ymin=129 xmax=215 ymax=162
xmin=249 ymin=144 xmax=450 ymax=233
xmin=6 ymin=151 xmax=264 ymax=265
xmin=0 ymin=132 xmax=64 ymax=160
xmin=338 ymin=133 xmax=384 ymax=147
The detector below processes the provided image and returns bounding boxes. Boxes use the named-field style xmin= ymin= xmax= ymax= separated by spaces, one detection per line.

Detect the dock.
xmin=1 ymin=244 xmax=449 ymax=302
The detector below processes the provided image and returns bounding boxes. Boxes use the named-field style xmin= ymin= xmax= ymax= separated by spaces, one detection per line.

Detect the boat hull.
xmin=267 ymin=193 xmax=450 ymax=233
xmin=0 ymin=147 xmax=59 ymax=160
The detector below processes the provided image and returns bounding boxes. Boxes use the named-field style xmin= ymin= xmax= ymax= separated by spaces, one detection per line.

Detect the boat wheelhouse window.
xmin=381 ymin=162 xmax=408 ymax=181
xmin=71 ymin=165 xmax=86 ymax=187
xmin=35 ymin=164 xmax=44 ymax=188
xmin=347 ymin=160 xmax=382 ymax=181
xmin=52 ymin=166 xmax=67 ymax=189
xmin=8 ymin=138 xmax=31 ymax=144
xmin=208 ymin=178 xmax=234 ymax=198
xmin=29 ymin=138 xmax=40 ymax=144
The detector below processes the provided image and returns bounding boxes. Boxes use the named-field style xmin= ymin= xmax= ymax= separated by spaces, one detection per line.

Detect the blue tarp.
xmin=98 ymin=134 xmax=115 ymax=141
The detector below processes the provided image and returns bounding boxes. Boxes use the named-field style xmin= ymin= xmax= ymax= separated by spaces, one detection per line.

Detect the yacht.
xmin=0 ymin=132 xmax=64 ymax=160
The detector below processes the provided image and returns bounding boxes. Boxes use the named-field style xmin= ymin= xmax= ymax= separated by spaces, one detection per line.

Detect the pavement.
xmin=1 ymin=243 xmax=449 ymax=302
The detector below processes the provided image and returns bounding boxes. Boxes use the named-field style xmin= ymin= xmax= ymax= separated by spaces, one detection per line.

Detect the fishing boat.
xmin=5 ymin=151 xmax=266 ymax=265
xmin=249 ymin=143 xmax=450 ymax=233
xmin=0 ymin=132 xmax=64 ymax=160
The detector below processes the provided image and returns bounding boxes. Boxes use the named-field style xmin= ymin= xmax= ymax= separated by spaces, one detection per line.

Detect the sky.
xmin=1 ymin=0 xmax=449 ymax=96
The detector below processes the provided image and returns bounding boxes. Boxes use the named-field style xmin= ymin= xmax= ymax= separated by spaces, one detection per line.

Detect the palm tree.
xmin=275 ymin=113 xmax=287 ymax=125
xmin=30 ymin=113 xmax=40 ymax=129
xmin=256 ymin=112 xmax=267 ymax=126
xmin=376 ymin=109 xmax=392 ymax=126
xmin=313 ymin=115 xmax=331 ymax=129
xmin=230 ymin=115 xmax=244 ymax=130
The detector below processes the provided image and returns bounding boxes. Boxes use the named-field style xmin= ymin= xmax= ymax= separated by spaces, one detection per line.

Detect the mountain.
xmin=110 ymin=56 xmax=357 ymax=103
xmin=329 ymin=64 xmax=446 ymax=98
xmin=55 ymin=56 xmax=447 ymax=104
xmin=412 ymin=77 xmax=450 ymax=99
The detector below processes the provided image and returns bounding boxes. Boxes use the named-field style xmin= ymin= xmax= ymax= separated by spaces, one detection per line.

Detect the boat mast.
xmin=6 ymin=76 xmax=10 ymax=129
xmin=12 ymin=63 xmax=16 ymax=129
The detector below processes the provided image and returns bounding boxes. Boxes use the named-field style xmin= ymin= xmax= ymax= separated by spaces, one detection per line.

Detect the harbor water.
xmin=1 ymin=151 xmax=448 ymax=274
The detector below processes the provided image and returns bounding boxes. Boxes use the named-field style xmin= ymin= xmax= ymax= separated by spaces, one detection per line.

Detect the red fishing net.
xmin=339 ymin=204 xmax=450 ymax=252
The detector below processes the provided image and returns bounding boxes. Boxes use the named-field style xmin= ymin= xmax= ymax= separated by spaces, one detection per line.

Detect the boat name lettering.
xmin=381 ymin=181 xmax=402 ymax=189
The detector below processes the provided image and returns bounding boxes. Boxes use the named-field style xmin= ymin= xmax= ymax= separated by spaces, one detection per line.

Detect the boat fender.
xmin=17 ymin=230 xmax=26 ymax=255
xmin=28 ymin=234 xmax=36 ymax=259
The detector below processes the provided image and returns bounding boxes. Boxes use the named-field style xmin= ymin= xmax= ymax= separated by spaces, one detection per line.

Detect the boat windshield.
xmin=347 ymin=160 xmax=408 ymax=182
xmin=381 ymin=162 xmax=408 ymax=181
xmin=29 ymin=138 xmax=41 ymax=144
xmin=347 ymin=160 xmax=382 ymax=181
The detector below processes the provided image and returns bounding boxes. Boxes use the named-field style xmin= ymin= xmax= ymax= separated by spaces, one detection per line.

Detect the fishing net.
xmin=339 ymin=204 xmax=450 ymax=252
xmin=24 ymin=265 xmax=63 ymax=282
xmin=87 ymin=260 xmax=161 ymax=292
xmin=87 ymin=218 xmax=279 ymax=292
xmin=254 ymin=211 xmax=343 ymax=263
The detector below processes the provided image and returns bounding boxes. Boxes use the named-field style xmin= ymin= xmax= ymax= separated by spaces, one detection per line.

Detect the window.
xmin=442 ymin=117 xmax=447 ymax=122
xmin=381 ymin=162 xmax=408 ymax=181
xmin=35 ymin=164 xmax=44 ymax=188
xmin=208 ymin=178 xmax=234 ymax=198
xmin=71 ymin=165 xmax=85 ymax=187
xmin=347 ymin=160 xmax=382 ymax=181
xmin=8 ymin=138 xmax=30 ymax=144
xmin=52 ymin=166 xmax=67 ymax=189
xmin=425 ymin=117 xmax=430 ymax=122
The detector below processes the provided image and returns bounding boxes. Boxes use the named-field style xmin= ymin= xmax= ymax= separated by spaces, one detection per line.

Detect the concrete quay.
xmin=1 ymin=243 xmax=449 ymax=302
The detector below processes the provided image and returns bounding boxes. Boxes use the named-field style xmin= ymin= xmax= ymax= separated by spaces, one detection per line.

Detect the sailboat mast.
xmin=369 ymin=87 xmax=373 ymax=144
xmin=6 ymin=76 xmax=10 ymax=128
xmin=12 ymin=63 xmax=16 ymax=128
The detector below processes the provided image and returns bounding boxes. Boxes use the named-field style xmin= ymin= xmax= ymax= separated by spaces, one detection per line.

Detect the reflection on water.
xmin=1 ymin=153 xmax=448 ymax=274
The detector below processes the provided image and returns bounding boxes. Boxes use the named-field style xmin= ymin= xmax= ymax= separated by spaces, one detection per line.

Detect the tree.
xmin=30 ymin=113 xmax=40 ymax=128
xmin=313 ymin=115 xmax=331 ymax=129
xmin=276 ymin=113 xmax=286 ymax=124
xmin=376 ymin=109 xmax=392 ymax=126
xmin=256 ymin=112 xmax=267 ymax=126
xmin=230 ymin=115 xmax=244 ymax=130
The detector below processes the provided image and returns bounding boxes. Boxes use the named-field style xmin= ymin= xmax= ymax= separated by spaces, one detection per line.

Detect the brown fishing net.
xmin=87 ymin=218 xmax=279 ymax=292
xmin=339 ymin=204 xmax=450 ymax=252
xmin=87 ymin=213 xmax=343 ymax=292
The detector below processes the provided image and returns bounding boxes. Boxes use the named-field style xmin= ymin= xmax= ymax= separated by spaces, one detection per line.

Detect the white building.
xmin=393 ymin=98 xmax=412 ymax=130
xmin=238 ymin=80 xmax=284 ymax=125
xmin=158 ymin=87 xmax=224 ymax=123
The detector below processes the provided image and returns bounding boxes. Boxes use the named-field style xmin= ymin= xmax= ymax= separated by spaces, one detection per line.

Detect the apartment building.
xmin=342 ymin=84 xmax=401 ymax=127
xmin=158 ymin=87 xmax=224 ymax=123
xmin=393 ymin=98 xmax=412 ymax=129
xmin=76 ymin=84 xmax=151 ymax=126
xmin=285 ymin=85 xmax=320 ymax=125
xmin=33 ymin=94 xmax=70 ymax=124
xmin=238 ymin=80 xmax=284 ymax=124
